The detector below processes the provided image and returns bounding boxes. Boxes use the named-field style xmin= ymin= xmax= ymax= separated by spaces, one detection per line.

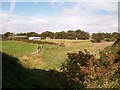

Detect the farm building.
xmin=14 ymin=36 xmax=28 ymax=40
xmin=29 ymin=37 xmax=41 ymax=41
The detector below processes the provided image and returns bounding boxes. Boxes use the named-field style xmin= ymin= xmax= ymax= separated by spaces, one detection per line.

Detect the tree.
xmin=55 ymin=31 xmax=67 ymax=39
xmin=112 ymin=32 xmax=120 ymax=40
xmin=17 ymin=33 xmax=27 ymax=36
xmin=4 ymin=32 xmax=14 ymax=38
xmin=91 ymin=32 xmax=119 ymax=42
xmin=91 ymin=33 xmax=104 ymax=42
xmin=67 ymin=30 xmax=76 ymax=39
xmin=27 ymin=32 xmax=39 ymax=37
xmin=40 ymin=31 xmax=55 ymax=39
xmin=76 ymin=30 xmax=90 ymax=40
xmin=17 ymin=32 xmax=39 ymax=37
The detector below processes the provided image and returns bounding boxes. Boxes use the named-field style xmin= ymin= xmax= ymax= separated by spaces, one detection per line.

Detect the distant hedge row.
xmin=91 ymin=32 xmax=120 ymax=43
xmin=3 ymin=30 xmax=90 ymax=40
xmin=2 ymin=38 xmax=65 ymax=47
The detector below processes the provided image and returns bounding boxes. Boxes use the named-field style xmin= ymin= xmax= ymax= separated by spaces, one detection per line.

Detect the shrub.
xmin=91 ymin=39 xmax=101 ymax=43
xmin=61 ymin=39 xmax=120 ymax=88
xmin=91 ymin=39 xmax=96 ymax=43
xmin=104 ymin=38 xmax=111 ymax=41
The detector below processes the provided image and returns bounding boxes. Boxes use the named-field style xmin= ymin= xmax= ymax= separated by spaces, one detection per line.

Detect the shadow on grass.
xmin=2 ymin=52 xmax=85 ymax=89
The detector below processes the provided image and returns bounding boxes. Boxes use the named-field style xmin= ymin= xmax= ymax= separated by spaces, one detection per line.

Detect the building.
xmin=14 ymin=36 xmax=28 ymax=40
xmin=29 ymin=37 xmax=41 ymax=41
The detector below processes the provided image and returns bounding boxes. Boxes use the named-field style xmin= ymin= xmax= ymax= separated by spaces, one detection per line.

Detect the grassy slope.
xmin=40 ymin=39 xmax=114 ymax=70
xmin=1 ymin=39 xmax=114 ymax=70
xmin=2 ymin=40 xmax=38 ymax=57
xmin=2 ymin=52 xmax=78 ymax=88
xmin=2 ymin=39 xmax=119 ymax=88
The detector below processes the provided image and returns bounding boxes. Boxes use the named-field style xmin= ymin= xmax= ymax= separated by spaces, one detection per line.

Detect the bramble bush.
xmin=61 ymin=38 xmax=120 ymax=88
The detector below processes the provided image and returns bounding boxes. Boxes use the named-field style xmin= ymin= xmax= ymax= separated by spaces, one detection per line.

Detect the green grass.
xmin=2 ymin=40 xmax=38 ymax=57
xmin=1 ymin=39 xmax=114 ymax=70
xmin=40 ymin=39 xmax=114 ymax=70
xmin=40 ymin=45 xmax=68 ymax=70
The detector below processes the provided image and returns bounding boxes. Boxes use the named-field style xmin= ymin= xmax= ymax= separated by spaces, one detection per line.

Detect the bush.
xmin=61 ymin=39 xmax=120 ymax=88
xmin=104 ymin=38 xmax=111 ymax=41
xmin=91 ymin=39 xmax=101 ymax=43
xmin=91 ymin=39 xmax=96 ymax=43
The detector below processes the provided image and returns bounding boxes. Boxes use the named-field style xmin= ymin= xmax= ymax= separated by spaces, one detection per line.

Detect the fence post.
xmin=14 ymin=53 xmax=15 ymax=57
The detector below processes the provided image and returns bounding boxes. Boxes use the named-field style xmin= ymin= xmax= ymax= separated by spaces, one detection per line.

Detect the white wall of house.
xmin=29 ymin=37 xmax=41 ymax=40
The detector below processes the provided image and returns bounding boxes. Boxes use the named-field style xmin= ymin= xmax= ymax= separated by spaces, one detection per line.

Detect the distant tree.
xmin=40 ymin=31 xmax=55 ymax=39
xmin=4 ymin=32 xmax=14 ymax=38
xmin=17 ymin=33 xmax=27 ymax=36
xmin=112 ymin=32 xmax=120 ymax=40
xmin=54 ymin=30 xmax=90 ymax=40
xmin=66 ymin=30 xmax=76 ymax=39
xmin=92 ymin=33 xmax=104 ymax=42
xmin=92 ymin=33 xmax=102 ymax=40
xmin=27 ymin=32 xmax=39 ymax=37
xmin=75 ymin=29 xmax=90 ymax=40
xmin=105 ymin=33 xmax=112 ymax=39
xmin=91 ymin=32 xmax=119 ymax=42
xmin=55 ymin=31 xmax=67 ymax=39
xmin=17 ymin=32 xmax=39 ymax=37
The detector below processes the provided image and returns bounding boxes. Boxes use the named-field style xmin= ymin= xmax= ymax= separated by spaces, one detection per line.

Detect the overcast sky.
xmin=1 ymin=0 xmax=119 ymax=34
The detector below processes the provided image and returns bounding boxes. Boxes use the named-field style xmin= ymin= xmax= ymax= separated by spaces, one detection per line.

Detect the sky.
xmin=1 ymin=0 xmax=119 ymax=34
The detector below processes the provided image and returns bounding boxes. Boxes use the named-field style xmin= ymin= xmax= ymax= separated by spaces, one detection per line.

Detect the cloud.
xmin=1 ymin=2 xmax=118 ymax=34
xmin=59 ymin=2 xmax=118 ymax=33
xmin=1 ymin=12 xmax=74 ymax=33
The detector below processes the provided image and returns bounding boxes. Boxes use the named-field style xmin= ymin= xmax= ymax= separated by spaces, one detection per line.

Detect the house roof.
xmin=14 ymin=36 xmax=28 ymax=38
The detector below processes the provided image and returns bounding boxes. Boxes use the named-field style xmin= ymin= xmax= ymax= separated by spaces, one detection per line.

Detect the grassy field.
xmin=1 ymin=40 xmax=38 ymax=57
xmin=40 ymin=39 xmax=114 ymax=70
xmin=2 ymin=39 xmax=114 ymax=70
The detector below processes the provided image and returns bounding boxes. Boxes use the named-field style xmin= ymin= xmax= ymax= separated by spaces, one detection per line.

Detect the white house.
xmin=29 ymin=37 xmax=41 ymax=41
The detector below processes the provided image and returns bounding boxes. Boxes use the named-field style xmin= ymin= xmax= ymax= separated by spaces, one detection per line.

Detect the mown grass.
xmin=2 ymin=40 xmax=38 ymax=57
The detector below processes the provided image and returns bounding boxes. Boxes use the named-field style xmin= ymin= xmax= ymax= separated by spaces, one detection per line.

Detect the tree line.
xmin=17 ymin=29 xmax=90 ymax=40
xmin=91 ymin=32 xmax=120 ymax=42
xmin=3 ymin=29 xmax=90 ymax=40
xmin=3 ymin=30 xmax=120 ymax=42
